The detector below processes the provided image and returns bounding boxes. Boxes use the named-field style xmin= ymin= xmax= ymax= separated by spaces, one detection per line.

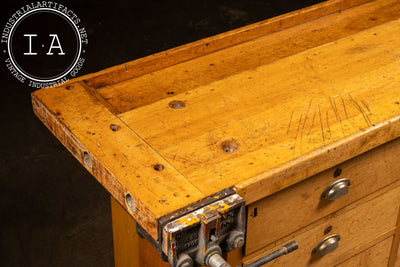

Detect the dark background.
xmin=0 ymin=1 xmax=323 ymax=266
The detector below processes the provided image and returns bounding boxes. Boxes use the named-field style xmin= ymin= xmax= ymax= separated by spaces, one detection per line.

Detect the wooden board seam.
xmin=60 ymin=0 xmax=372 ymax=90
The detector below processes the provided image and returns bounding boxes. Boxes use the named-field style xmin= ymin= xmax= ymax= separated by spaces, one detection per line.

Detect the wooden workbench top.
xmin=32 ymin=0 xmax=400 ymax=239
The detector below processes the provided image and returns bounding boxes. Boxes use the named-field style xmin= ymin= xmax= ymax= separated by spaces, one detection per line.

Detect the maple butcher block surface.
xmin=32 ymin=0 xmax=400 ymax=265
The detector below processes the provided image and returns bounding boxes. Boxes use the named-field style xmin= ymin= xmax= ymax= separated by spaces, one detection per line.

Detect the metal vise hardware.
xmin=162 ymin=194 xmax=246 ymax=267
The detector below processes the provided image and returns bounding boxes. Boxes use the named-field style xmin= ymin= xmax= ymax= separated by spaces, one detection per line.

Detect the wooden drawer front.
xmin=244 ymin=185 xmax=400 ymax=266
xmin=246 ymin=138 xmax=400 ymax=254
xmin=336 ymin=236 xmax=393 ymax=267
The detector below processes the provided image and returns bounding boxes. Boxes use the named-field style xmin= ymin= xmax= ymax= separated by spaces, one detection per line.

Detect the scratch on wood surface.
xmin=307 ymin=106 xmax=317 ymax=136
xmin=300 ymin=99 xmax=313 ymax=154
xmin=326 ymin=111 xmax=331 ymax=139
xmin=301 ymin=99 xmax=313 ymax=136
xmin=340 ymin=95 xmax=357 ymax=131
xmin=67 ymin=118 xmax=84 ymax=128
xmin=287 ymin=111 xmax=294 ymax=134
xmin=318 ymin=104 xmax=325 ymax=143
xmin=329 ymin=96 xmax=339 ymax=121
xmin=331 ymin=96 xmax=345 ymax=135
xmin=348 ymin=93 xmax=372 ymax=127
xmin=294 ymin=113 xmax=303 ymax=154
xmin=361 ymin=99 xmax=371 ymax=113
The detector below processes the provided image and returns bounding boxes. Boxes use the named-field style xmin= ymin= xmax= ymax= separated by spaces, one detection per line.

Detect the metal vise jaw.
xmin=162 ymin=194 xmax=245 ymax=267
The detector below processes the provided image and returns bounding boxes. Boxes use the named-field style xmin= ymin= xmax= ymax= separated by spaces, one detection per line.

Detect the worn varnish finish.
xmin=119 ymin=18 xmax=400 ymax=199
xmin=32 ymin=0 xmax=400 ymax=245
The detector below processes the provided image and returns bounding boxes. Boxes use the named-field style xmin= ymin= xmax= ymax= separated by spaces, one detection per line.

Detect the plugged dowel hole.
xmin=221 ymin=139 xmax=239 ymax=153
xmin=110 ymin=124 xmax=121 ymax=131
xmin=153 ymin=164 xmax=165 ymax=171
xmin=126 ymin=193 xmax=136 ymax=212
xmin=83 ymin=152 xmax=92 ymax=169
xmin=169 ymin=100 xmax=185 ymax=109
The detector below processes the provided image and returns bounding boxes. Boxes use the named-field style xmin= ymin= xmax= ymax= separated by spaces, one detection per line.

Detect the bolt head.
xmin=176 ymin=254 xmax=193 ymax=267
xmin=233 ymin=236 xmax=245 ymax=248
xmin=179 ymin=262 xmax=192 ymax=267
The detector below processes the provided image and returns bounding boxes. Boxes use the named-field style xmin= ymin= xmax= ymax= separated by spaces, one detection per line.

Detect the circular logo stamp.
xmin=2 ymin=2 xmax=88 ymax=88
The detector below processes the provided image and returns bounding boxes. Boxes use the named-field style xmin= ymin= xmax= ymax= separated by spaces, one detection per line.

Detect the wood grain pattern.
xmin=244 ymin=185 xmax=400 ymax=266
xmin=97 ymin=0 xmax=400 ymax=113
xmin=32 ymin=0 xmax=400 ymax=247
xmin=119 ymin=18 xmax=400 ymax=201
xmin=336 ymin=237 xmax=393 ymax=267
xmin=80 ymin=0 xmax=372 ymax=90
xmin=245 ymin=137 xmax=400 ymax=254
xmin=243 ymin=179 xmax=400 ymax=264
xmin=32 ymin=83 xmax=205 ymax=239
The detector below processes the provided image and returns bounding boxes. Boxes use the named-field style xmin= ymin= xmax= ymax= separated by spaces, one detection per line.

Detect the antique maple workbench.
xmin=32 ymin=0 xmax=400 ymax=266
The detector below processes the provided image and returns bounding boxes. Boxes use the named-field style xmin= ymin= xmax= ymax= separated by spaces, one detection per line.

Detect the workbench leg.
xmin=111 ymin=197 xmax=169 ymax=267
xmin=111 ymin=197 xmax=243 ymax=266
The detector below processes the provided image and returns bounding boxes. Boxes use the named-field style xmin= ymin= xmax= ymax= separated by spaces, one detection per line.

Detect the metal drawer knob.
xmin=321 ymin=178 xmax=351 ymax=200
xmin=312 ymin=234 xmax=341 ymax=256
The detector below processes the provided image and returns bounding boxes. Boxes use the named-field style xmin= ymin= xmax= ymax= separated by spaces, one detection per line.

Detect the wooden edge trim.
xmin=70 ymin=0 xmax=373 ymax=89
xmin=235 ymin=115 xmax=400 ymax=205
xmin=31 ymin=92 xmax=159 ymax=239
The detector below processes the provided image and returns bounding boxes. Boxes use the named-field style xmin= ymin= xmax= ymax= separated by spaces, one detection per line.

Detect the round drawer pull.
xmin=321 ymin=178 xmax=351 ymax=201
xmin=312 ymin=234 xmax=341 ymax=257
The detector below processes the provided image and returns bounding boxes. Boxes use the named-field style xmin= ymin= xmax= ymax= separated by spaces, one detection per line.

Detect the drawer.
xmin=244 ymin=184 xmax=400 ymax=266
xmin=246 ymin=138 xmax=400 ymax=254
xmin=336 ymin=236 xmax=393 ymax=267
